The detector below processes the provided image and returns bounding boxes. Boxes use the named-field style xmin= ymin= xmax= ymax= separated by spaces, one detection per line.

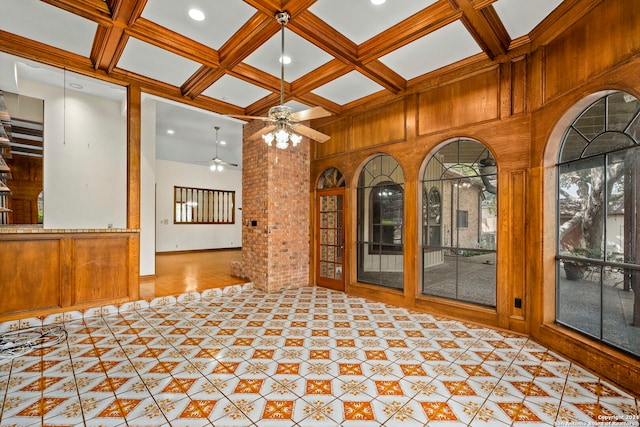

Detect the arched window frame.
xmin=356 ymin=154 xmax=405 ymax=290
xmin=555 ymin=91 xmax=640 ymax=357
xmin=420 ymin=138 xmax=498 ymax=307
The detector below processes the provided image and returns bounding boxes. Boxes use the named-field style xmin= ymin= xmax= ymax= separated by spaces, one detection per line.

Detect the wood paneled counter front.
xmin=0 ymin=228 xmax=140 ymax=321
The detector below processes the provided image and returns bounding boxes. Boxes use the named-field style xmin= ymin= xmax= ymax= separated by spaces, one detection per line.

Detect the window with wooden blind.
xmin=174 ymin=186 xmax=235 ymax=224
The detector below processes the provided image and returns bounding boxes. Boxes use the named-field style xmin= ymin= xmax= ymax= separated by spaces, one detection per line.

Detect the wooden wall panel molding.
xmin=417 ymin=68 xmax=500 ymax=135
xmin=507 ymin=170 xmax=527 ymax=330
xmin=510 ymin=56 xmax=527 ymax=116
xmin=352 ymin=100 xmax=406 ymax=150
xmin=73 ymin=236 xmax=130 ymax=304
xmin=0 ymin=239 xmax=61 ymax=315
xmin=543 ymin=0 xmax=640 ymax=103
xmin=314 ymin=117 xmax=350 ymax=159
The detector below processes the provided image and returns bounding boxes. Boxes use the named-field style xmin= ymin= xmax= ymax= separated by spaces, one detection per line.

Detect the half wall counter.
xmin=0 ymin=227 xmax=140 ymax=321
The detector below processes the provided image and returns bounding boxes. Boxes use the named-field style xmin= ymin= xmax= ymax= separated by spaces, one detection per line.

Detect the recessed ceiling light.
xmin=220 ymin=140 xmax=226 ymax=145
xmin=69 ymin=83 xmax=83 ymax=89
xmin=167 ymin=129 xmax=175 ymax=135
xmin=371 ymin=0 xmax=386 ymax=4
xmin=188 ymin=8 xmax=205 ymax=21
xmin=279 ymin=55 xmax=292 ymax=65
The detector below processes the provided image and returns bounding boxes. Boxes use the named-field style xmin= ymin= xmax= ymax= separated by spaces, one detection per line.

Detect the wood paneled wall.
xmin=0 ymin=232 xmax=139 ymax=321
xmin=310 ymin=0 xmax=640 ymax=395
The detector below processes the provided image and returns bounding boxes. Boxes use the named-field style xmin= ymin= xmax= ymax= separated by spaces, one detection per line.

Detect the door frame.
xmin=315 ymin=187 xmax=346 ymax=292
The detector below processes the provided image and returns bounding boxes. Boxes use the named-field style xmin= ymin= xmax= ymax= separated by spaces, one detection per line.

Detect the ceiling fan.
xmin=229 ymin=11 xmax=331 ymax=148
xmin=209 ymin=126 xmax=237 ymax=171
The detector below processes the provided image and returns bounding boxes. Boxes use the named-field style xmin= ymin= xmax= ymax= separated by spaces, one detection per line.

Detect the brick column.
xmin=240 ymin=120 xmax=310 ymax=292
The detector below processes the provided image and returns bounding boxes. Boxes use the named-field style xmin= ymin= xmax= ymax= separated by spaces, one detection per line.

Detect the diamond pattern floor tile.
xmin=0 ymin=285 xmax=638 ymax=426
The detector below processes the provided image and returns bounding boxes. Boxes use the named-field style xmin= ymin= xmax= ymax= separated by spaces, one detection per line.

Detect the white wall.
xmin=155 ymin=159 xmax=242 ymax=252
xmin=140 ymin=99 xmax=156 ymax=275
xmin=19 ymin=79 xmax=127 ymax=229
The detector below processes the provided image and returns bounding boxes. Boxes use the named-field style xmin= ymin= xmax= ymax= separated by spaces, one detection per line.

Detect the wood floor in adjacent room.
xmin=139 ymin=249 xmax=243 ymax=299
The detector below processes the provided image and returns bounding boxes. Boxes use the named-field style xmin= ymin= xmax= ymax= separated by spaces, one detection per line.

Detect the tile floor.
xmin=0 ymin=285 xmax=638 ymax=427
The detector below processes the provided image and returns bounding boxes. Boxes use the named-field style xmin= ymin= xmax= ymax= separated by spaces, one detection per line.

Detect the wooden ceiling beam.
xmin=228 ymin=63 xmax=283 ymax=94
xmin=294 ymin=92 xmax=342 ymax=115
xmin=290 ymin=10 xmax=406 ymax=93
xmin=291 ymin=59 xmax=351 ymax=94
xmin=245 ymin=92 xmax=282 ymax=116
xmin=180 ymin=67 xmax=226 ymax=100
xmin=130 ymin=19 xmax=219 ymax=68
xmin=41 ymin=0 xmax=144 ymax=73
xmin=91 ymin=0 xmax=148 ymax=72
xmin=470 ymin=0 xmax=497 ymax=10
xmin=0 ymin=30 xmax=127 ymax=85
xmin=289 ymin=10 xmax=359 ymax=65
xmin=40 ymin=0 xmax=112 ymax=25
xmin=453 ymin=0 xmax=509 ymax=59
xmin=359 ymin=2 xmax=461 ymax=62
xmin=181 ymin=13 xmax=277 ymax=99
xmin=356 ymin=60 xmax=406 ymax=94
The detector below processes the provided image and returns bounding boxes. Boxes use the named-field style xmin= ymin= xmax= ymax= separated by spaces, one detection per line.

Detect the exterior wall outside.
xmin=439 ymin=183 xmax=483 ymax=250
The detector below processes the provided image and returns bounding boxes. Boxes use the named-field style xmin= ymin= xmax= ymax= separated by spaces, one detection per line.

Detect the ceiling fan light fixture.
xmin=231 ymin=11 xmax=330 ymax=148
xmin=262 ymin=122 xmax=303 ymax=149
xmin=208 ymin=126 xmax=237 ymax=171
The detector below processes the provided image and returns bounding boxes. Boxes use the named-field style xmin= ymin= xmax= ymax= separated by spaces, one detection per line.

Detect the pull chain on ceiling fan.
xmin=229 ymin=11 xmax=332 ymax=149
xmin=210 ymin=126 xmax=238 ymax=171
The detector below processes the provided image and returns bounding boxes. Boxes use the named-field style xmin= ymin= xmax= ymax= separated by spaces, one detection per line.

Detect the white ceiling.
xmin=0 ymin=0 xmax=566 ymax=169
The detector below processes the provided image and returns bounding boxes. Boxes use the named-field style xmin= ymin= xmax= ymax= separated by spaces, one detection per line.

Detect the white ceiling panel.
xmin=493 ymin=0 xmax=564 ymax=39
xmin=0 ymin=0 xmax=97 ymax=57
xmin=379 ymin=20 xmax=484 ymax=80
xmin=312 ymin=71 xmax=385 ymax=106
xmin=243 ymin=29 xmax=334 ymax=81
xmin=202 ymin=75 xmax=271 ymax=108
xmin=117 ymin=38 xmax=202 ymax=87
xmin=309 ymin=0 xmax=439 ymax=45
xmin=140 ymin=0 xmax=256 ymax=50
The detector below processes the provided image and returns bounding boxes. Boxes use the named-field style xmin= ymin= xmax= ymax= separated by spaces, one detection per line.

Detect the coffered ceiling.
xmin=0 ymin=0 xmax=587 ymax=166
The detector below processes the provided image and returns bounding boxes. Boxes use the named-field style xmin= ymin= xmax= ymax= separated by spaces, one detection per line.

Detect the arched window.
xmin=421 ymin=139 xmax=497 ymax=307
xmin=556 ymin=91 xmax=640 ymax=357
xmin=317 ymin=167 xmax=345 ymax=189
xmin=357 ymin=154 xmax=404 ymax=290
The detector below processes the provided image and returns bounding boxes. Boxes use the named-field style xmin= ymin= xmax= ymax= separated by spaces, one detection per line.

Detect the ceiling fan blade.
xmin=227 ymin=114 xmax=272 ymax=121
xmin=290 ymin=124 xmax=331 ymax=143
xmin=221 ymin=160 xmax=239 ymax=167
xmin=249 ymin=125 xmax=276 ymax=140
xmin=291 ymin=106 xmax=331 ymax=122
